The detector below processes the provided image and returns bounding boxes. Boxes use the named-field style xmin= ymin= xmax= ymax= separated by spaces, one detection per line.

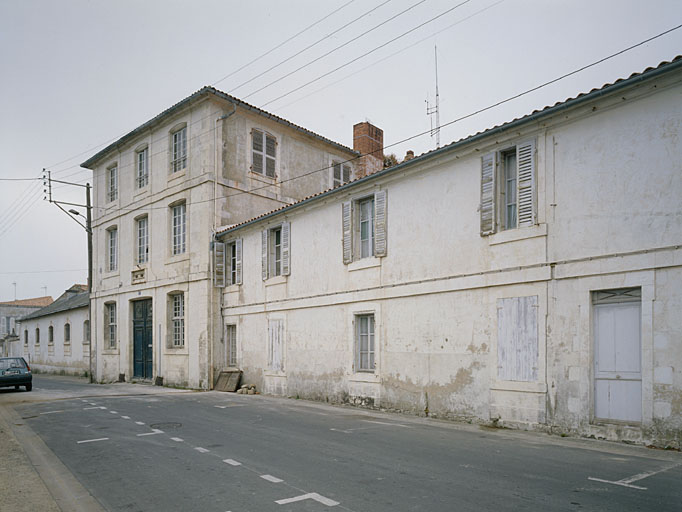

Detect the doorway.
xmin=133 ymin=299 xmax=153 ymax=379
xmin=593 ymin=288 xmax=641 ymax=423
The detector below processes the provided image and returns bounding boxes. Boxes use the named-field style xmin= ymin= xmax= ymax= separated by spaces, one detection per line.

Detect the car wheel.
xmin=15 ymin=385 xmax=20 ymax=390
xmin=25 ymin=384 xmax=32 ymax=392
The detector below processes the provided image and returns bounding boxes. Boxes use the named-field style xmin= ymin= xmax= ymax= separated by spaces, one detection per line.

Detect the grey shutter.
xmin=374 ymin=190 xmax=387 ymax=257
xmin=213 ymin=241 xmax=226 ymax=288
xmin=281 ymin=221 xmax=290 ymax=276
xmin=235 ymin=238 xmax=243 ymax=285
xmin=342 ymin=201 xmax=352 ymax=264
xmin=516 ymin=140 xmax=536 ymax=227
xmin=252 ymin=130 xmax=263 ymax=174
xmin=497 ymin=296 xmax=538 ymax=382
xmin=261 ymin=229 xmax=268 ymax=280
xmin=480 ymin=152 xmax=497 ymax=235
xmin=265 ymin=134 xmax=276 ymax=177
xmin=342 ymin=165 xmax=351 ymax=183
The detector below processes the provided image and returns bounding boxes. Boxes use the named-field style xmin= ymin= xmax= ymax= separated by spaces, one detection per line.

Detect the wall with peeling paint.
xmin=222 ymin=68 xmax=682 ymax=447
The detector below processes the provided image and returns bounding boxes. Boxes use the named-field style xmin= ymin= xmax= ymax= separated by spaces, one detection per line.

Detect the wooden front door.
xmin=133 ymin=299 xmax=153 ymax=379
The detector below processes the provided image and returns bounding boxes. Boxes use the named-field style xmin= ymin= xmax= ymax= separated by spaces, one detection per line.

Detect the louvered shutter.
xmin=497 ymin=296 xmax=538 ymax=382
xmin=374 ymin=190 xmax=387 ymax=257
xmin=342 ymin=165 xmax=351 ymax=183
xmin=342 ymin=201 xmax=352 ymax=264
xmin=213 ymin=241 xmax=226 ymax=288
xmin=516 ymin=140 xmax=536 ymax=227
xmin=281 ymin=221 xmax=290 ymax=276
xmin=480 ymin=152 xmax=497 ymax=235
xmin=252 ymin=130 xmax=263 ymax=174
xmin=235 ymin=238 xmax=243 ymax=285
xmin=265 ymin=134 xmax=276 ymax=177
xmin=333 ymin=163 xmax=341 ymax=187
xmin=261 ymin=229 xmax=268 ymax=280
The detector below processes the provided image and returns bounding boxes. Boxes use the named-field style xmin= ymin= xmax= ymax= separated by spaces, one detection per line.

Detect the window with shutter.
xmin=497 ymin=296 xmax=538 ymax=382
xmin=265 ymin=134 xmax=276 ymax=178
xmin=252 ymin=130 xmax=264 ymax=175
xmin=262 ymin=224 xmax=289 ymax=279
xmin=252 ymin=129 xmax=277 ymax=178
xmin=480 ymin=153 xmax=496 ymax=235
xmin=213 ymin=241 xmax=226 ymax=288
xmin=342 ymin=191 xmax=388 ymax=264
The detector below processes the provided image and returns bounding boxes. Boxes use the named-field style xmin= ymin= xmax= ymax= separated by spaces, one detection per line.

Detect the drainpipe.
xmin=209 ymin=102 xmax=237 ymax=389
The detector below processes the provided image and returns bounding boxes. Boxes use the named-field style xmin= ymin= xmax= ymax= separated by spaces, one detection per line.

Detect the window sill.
xmin=133 ymin=186 xmax=150 ymax=198
xmin=168 ymin=169 xmax=186 ymax=182
xmin=490 ymin=380 xmax=546 ymax=393
xmin=265 ymin=275 xmax=287 ymax=286
xmin=102 ymin=348 xmax=119 ymax=355
xmin=103 ymin=270 xmax=120 ymax=278
xmin=225 ymin=283 xmax=241 ymax=293
xmin=249 ymin=171 xmax=277 ymax=183
xmin=348 ymin=257 xmax=381 ymax=272
xmin=488 ymin=223 xmax=547 ymax=245
xmin=264 ymin=370 xmax=286 ymax=377
xmin=349 ymin=372 xmax=380 ymax=383
xmin=166 ymin=346 xmax=189 ymax=356
xmin=166 ymin=254 xmax=189 ymax=265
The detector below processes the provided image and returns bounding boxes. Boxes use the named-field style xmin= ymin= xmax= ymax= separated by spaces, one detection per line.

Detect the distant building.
xmin=19 ymin=284 xmax=89 ymax=375
xmin=0 ymin=296 xmax=53 ymax=357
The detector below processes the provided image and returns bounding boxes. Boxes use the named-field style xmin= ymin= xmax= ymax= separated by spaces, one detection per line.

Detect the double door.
xmin=133 ymin=299 xmax=153 ymax=379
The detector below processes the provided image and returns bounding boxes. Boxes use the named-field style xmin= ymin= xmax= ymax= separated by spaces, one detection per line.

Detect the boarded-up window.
xmin=268 ymin=319 xmax=284 ymax=372
xmin=497 ymin=296 xmax=538 ymax=382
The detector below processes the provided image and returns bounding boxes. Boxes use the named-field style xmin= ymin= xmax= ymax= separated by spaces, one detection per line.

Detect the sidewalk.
xmin=0 ymin=376 xmax=195 ymax=511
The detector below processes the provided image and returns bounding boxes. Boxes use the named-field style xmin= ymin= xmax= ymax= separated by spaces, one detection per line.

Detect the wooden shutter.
xmin=213 ymin=241 xmax=226 ymax=288
xmin=497 ymin=296 xmax=538 ymax=382
xmin=342 ymin=201 xmax=352 ymax=264
xmin=333 ymin=162 xmax=341 ymax=186
xmin=252 ymin=130 xmax=263 ymax=174
xmin=480 ymin=152 xmax=497 ymax=235
xmin=342 ymin=165 xmax=351 ymax=183
xmin=281 ymin=221 xmax=290 ymax=276
xmin=374 ymin=190 xmax=387 ymax=257
xmin=235 ymin=238 xmax=243 ymax=285
xmin=516 ymin=140 xmax=536 ymax=227
xmin=261 ymin=229 xmax=268 ymax=280
xmin=268 ymin=319 xmax=284 ymax=372
xmin=265 ymin=134 xmax=276 ymax=177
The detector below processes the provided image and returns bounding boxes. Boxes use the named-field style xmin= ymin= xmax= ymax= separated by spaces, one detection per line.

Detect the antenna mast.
xmin=425 ymin=46 xmax=441 ymax=148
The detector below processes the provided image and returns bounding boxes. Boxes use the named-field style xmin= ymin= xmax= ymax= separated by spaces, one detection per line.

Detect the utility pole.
xmin=12 ymin=282 xmax=16 ymax=301
xmin=426 ymin=45 xmax=441 ymax=149
xmin=44 ymin=170 xmax=94 ymax=383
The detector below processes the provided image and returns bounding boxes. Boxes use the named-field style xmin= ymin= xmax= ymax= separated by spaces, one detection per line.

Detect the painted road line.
xmin=135 ymin=421 xmax=145 ymax=425
xmin=260 ymin=474 xmax=283 ymax=483
xmin=214 ymin=405 xmax=229 ymax=409
xmin=275 ymin=493 xmax=339 ymax=506
xmin=40 ymin=410 xmax=64 ymax=415
xmin=362 ymin=420 xmax=411 ymax=428
xmin=195 ymin=447 xmax=210 ymax=453
xmin=83 ymin=406 xmax=106 ymax=410
xmin=109 ymin=411 xmax=118 ymax=414
xmin=121 ymin=416 xmax=130 ymax=420
xmin=77 ymin=438 xmax=109 ymax=444
xmin=223 ymin=459 xmax=242 ymax=466
xmin=589 ymin=462 xmax=682 ymax=491
xmin=137 ymin=429 xmax=164 ymax=437
xmin=170 ymin=437 xmax=183 ymax=442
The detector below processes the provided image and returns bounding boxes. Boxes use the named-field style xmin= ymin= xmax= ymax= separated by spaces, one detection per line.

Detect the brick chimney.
xmin=404 ymin=150 xmax=414 ymax=162
xmin=353 ymin=121 xmax=383 ymax=178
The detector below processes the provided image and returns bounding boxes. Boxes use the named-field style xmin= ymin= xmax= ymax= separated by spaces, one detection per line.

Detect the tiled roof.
xmin=0 ymin=296 xmax=53 ymax=307
xmin=217 ymin=55 xmax=682 ymax=237
xmin=19 ymin=291 xmax=88 ymax=321
xmin=81 ymin=86 xmax=358 ymax=169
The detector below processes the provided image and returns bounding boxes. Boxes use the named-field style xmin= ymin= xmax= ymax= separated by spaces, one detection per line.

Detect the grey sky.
xmin=1 ymin=0 xmax=680 ymax=301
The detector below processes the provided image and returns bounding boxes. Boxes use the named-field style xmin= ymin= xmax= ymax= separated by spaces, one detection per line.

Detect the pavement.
xmin=0 ymin=375 xmax=193 ymax=512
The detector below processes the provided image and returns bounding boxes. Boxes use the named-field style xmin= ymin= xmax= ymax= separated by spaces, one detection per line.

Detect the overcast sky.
xmin=0 ymin=0 xmax=680 ymax=302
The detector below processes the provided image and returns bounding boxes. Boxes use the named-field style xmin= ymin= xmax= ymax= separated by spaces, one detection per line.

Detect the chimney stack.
xmin=353 ymin=121 xmax=383 ymax=178
xmin=404 ymin=150 xmax=414 ymax=162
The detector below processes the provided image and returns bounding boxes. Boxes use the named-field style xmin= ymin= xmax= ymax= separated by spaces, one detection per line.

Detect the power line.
xmin=241 ymin=0 xmax=427 ymax=100
xmin=0 ymin=269 xmax=87 ymax=275
xmin=0 ymin=177 xmax=41 ymax=181
xmin=212 ymin=0 xmax=357 ymax=88
xmin=228 ymin=0 xmax=394 ymax=94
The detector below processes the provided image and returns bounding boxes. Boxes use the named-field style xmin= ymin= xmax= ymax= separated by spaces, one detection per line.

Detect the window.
xmin=83 ymin=320 xmax=90 ymax=342
xmin=107 ymin=227 xmax=118 ymax=271
xmin=137 ymin=147 xmax=149 ymax=188
xmin=355 ymin=314 xmax=375 ymax=372
xmin=170 ymin=293 xmax=185 ymax=347
xmin=64 ymin=323 xmax=71 ymax=344
xmin=171 ymin=126 xmax=187 ymax=173
xmin=105 ymin=303 xmax=117 ymax=349
xmin=107 ymin=165 xmax=118 ymax=202
xmin=35 ymin=327 xmax=40 ymax=345
xmin=137 ymin=216 xmax=149 ymax=264
xmin=172 ymin=203 xmax=186 ymax=255
xmin=342 ymin=190 xmax=387 ymax=264
xmin=331 ymin=161 xmax=352 ymax=188
xmin=252 ymin=129 xmax=276 ymax=178
xmin=268 ymin=319 xmax=284 ymax=371
xmin=480 ymin=140 xmax=536 ymax=235
xmin=48 ymin=325 xmax=54 ymax=344
xmin=24 ymin=329 xmax=28 ymax=346
xmin=226 ymin=324 xmax=237 ymax=367
xmin=497 ymin=296 xmax=538 ymax=382
xmin=228 ymin=240 xmax=242 ymax=285
xmin=261 ymin=223 xmax=290 ymax=279
xmin=213 ymin=239 xmax=242 ymax=287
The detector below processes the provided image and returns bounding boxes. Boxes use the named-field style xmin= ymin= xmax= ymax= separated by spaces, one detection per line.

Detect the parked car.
xmin=0 ymin=357 xmax=32 ymax=391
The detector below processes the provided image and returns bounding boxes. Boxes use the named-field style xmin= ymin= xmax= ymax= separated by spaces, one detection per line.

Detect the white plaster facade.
xmin=216 ymin=58 xmax=682 ymax=447
xmin=81 ymin=87 xmax=358 ymax=389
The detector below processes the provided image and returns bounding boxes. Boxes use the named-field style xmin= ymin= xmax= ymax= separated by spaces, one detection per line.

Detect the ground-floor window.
xmin=227 ymin=324 xmax=237 ymax=367
xmin=171 ymin=293 xmax=185 ymax=347
xmin=105 ymin=303 xmax=117 ymax=349
xmin=355 ymin=314 xmax=375 ymax=372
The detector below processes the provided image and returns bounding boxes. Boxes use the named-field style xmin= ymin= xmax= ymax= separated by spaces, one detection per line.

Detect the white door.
xmin=594 ymin=301 xmax=641 ymax=422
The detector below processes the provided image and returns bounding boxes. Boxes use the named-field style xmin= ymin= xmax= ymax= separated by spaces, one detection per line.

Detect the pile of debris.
xmin=236 ymin=384 xmax=258 ymax=395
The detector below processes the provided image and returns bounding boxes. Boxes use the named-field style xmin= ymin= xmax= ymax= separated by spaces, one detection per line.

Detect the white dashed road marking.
xmin=275 ymin=493 xmax=339 ymax=506
xmin=171 ymin=437 xmax=184 ymax=442
xmin=137 ymin=429 xmax=164 ymax=437
xmin=109 ymin=411 xmax=118 ymax=414
xmin=362 ymin=420 xmax=411 ymax=428
xmin=195 ymin=447 xmax=210 ymax=453
xmin=223 ymin=459 xmax=241 ymax=466
xmin=121 ymin=416 xmax=130 ymax=420
xmin=260 ymin=474 xmax=283 ymax=483
xmin=83 ymin=406 xmax=106 ymax=410
xmin=135 ymin=421 xmax=145 ymax=425
xmin=40 ymin=410 xmax=63 ymax=415
xmin=589 ymin=463 xmax=682 ymax=490
xmin=77 ymin=438 xmax=109 ymax=444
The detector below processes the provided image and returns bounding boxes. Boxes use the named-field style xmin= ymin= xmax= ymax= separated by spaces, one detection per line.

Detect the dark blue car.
xmin=0 ymin=357 xmax=32 ymax=391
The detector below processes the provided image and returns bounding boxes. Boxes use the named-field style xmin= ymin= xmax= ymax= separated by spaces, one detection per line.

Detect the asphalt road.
xmin=9 ymin=376 xmax=682 ymax=512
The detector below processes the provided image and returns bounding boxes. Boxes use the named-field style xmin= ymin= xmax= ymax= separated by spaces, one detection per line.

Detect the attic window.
xmin=252 ymin=129 xmax=276 ymax=178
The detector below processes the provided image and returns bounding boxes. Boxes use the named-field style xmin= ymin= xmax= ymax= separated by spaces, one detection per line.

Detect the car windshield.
xmin=0 ymin=358 xmax=25 ymax=370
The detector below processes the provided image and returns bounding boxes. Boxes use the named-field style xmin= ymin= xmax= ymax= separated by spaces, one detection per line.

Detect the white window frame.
xmin=226 ymin=324 xmax=237 ymax=367
xmin=136 ymin=147 xmax=149 ymax=188
xmin=107 ymin=227 xmax=118 ymax=271
xmin=171 ymin=203 xmax=186 ymax=256
xmin=48 ymin=325 xmax=54 ymax=344
xmin=355 ymin=314 xmax=375 ymax=373
xmin=331 ymin=160 xmax=352 ymax=188
xmin=251 ymin=129 xmax=276 ymax=178
xmin=170 ymin=293 xmax=185 ymax=347
xmin=137 ymin=216 xmax=149 ymax=264
xmin=171 ymin=126 xmax=187 ymax=173
xmin=107 ymin=164 xmax=118 ymax=202
xmin=270 ymin=226 xmax=282 ymax=277
xmin=105 ymin=303 xmax=117 ymax=349
xmin=261 ymin=223 xmax=290 ymax=280
xmin=64 ymin=323 xmax=71 ymax=344
xmin=342 ymin=190 xmax=387 ymax=264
